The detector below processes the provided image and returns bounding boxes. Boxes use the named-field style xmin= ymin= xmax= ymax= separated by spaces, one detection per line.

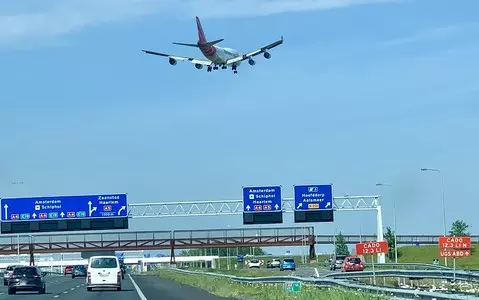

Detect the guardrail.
xmin=323 ymin=269 xmax=479 ymax=282
xmin=166 ymin=268 xmax=478 ymax=300
xmin=363 ymin=263 xmax=454 ymax=270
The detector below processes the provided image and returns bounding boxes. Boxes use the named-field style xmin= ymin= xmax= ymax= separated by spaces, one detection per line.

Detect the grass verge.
xmin=156 ymin=269 xmax=387 ymax=300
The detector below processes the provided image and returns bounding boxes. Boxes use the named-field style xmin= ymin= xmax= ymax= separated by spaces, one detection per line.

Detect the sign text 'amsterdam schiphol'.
xmin=243 ymin=186 xmax=282 ymax=213
xmin=1 ymin=194 xmax=128 ymax=222
xmin=294 ymin=184 xmax=333 ymax=210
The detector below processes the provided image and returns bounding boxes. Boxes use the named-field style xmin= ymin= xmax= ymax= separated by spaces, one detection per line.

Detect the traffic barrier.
xmin=364 ymin=262 xmax=453 ymax=270
xmin=323 ymin=269 xmax=479 ymax=282
xmin=167 ymin=268 xmax=477 ymax=300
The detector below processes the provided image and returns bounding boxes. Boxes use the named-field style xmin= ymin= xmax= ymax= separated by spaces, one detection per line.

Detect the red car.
xmin=64 ymin=265 xmax=73 ymax=275
xmin=342 ymin=256 xmax=365 ymax=272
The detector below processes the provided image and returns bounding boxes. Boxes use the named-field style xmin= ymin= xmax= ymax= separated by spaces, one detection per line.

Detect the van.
xmin=86 ymin=256 xmax=122 ymax=291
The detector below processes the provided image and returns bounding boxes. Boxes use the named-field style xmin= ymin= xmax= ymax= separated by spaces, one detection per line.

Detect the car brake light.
xmin=33 ymin=275 xmax=40 ymax=278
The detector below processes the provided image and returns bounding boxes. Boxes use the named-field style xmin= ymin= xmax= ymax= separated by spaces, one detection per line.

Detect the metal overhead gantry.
xmin=128 ymin=195 xmax=387 ymax=263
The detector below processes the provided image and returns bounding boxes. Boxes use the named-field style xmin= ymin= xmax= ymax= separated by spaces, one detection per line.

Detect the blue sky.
xmin=0 ymin=0 xmax=478 ymax=255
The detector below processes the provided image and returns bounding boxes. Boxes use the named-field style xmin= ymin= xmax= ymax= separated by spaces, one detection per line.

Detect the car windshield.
xmin=13 ymin=267 xmax=38 ymax=276
xmin=283 ymin=259 xmax=294 ymax=263
xmin=74 ymin=265 xmax=86 ymax=270
xmin=273 ymin=259 xmax=280 ymax=262
xmin=90 ymin=257 xmax=118 ymax=268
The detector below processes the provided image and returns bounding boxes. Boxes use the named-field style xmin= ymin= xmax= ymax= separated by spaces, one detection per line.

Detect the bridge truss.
xmin=128 ymin=195 xmax=387 ymax=263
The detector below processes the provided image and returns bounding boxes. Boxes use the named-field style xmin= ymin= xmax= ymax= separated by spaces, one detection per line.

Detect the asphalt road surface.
xmin=0 ymin=274 xmax=236 ymax=300
xmin=130 ymin=274 xmax=237 ymax=300
xmin=0 ymin=274 xmax=141 ymax=299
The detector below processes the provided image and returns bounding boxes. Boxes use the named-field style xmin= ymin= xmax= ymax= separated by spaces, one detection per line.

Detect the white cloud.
xmin=0 ymin=0 xmax=400 ymax=46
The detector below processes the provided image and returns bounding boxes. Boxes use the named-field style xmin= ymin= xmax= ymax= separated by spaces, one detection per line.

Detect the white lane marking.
xmin=128 ymin=274 xmax=147 ymax=300
xmin=63 ymin=291 xmax=68 ymax=294
xmin=70 ymin=287 xmax=75 ymax=290
xmin=53 ymin=296 xmax=59 ymax=298
xmin=76 ymin=285 xmax=80 ymax=288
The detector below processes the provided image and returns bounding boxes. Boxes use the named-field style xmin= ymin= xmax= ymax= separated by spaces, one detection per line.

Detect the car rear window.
xmin=6 ymin=266 xmax=14 ymax=271
xmin=90 ymin=258 xmax=118 ymax=268
xmin=13 ymin=267 xmax=38 ymax=276
xmin=350 ymin=258 xmax=361 ymax=264
xmin=283 ymin=259 xmax=294 ymax=263
xmin=250 ymin=259 xmax=259 ymax=263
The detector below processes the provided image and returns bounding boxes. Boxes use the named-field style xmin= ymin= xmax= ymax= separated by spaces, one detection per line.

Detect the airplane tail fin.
xmin=172 ymin=17 xmax=224 ymax=47
xmin=173 ymin=38 xmax=224 ymax=48
xmin=196 ymin=16 xmax=207 ymax=43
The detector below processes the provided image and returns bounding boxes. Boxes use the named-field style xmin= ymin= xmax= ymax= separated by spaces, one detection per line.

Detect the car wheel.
xmin=39 ymin=286 xmax=46 ymax=294
xmin=72 ymin=275 xmax=75 ymax=279
xmin=117 ymin=286 xmax=122 ymax=291
xmin=8 ymin=288 xmax=16 ymax=295
xmin=3 ymin=280 xmax=7 ymax=286
xmin=87 ymin=287 xmax=92 ymax=292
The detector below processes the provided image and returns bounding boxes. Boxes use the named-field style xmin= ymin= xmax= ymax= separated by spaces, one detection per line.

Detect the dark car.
xmin=8 ymin=266 xmax=47 ymax=294
xmin=72 ymin=265 xmax=87 ymax=278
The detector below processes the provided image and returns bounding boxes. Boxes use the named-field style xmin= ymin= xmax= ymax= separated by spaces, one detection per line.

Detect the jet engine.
xmin=169 ymin=58 xmax=177 ymax=65
xmin=263 ymin=51 xmax=271 ymax=59
xmin=195 ymin=64 xmax=203 ymax=69
xmin=248 ymin=58 xmax=256 ymax=66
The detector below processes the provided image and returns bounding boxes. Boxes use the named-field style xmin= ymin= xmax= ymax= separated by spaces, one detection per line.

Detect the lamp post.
xmin=375 ymin=183 xmax=397 ymax=263
xmin=420 ymin=168 xmax=447 ymax=266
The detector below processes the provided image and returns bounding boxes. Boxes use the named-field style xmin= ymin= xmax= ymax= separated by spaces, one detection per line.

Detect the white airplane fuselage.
xmin=200 ymin=45 xmax=242 ymax=66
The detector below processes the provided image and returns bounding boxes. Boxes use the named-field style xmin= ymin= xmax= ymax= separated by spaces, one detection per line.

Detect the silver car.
xmin=329 ymin=255 xmax=347 ymax=271
xmin=3 ymin=265 xmax=22 ymax=286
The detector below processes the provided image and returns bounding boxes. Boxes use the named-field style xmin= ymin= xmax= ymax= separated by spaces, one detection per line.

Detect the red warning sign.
xmin=103 ymin=205 xmax=112 ymax=211
xmin=39 ymin=213 xmax=47 ymax=219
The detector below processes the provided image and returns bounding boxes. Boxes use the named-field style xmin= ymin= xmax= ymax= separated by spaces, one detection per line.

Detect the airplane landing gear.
xmin=221 ymin=65 xmax=227 ymax=70
xmin=232 ymin=64 xmax=238 ymax=74
xmin=207 ymin=66 xmax=212 ymax=72
xmin=213 ymin=64 xmax=219 ymax=70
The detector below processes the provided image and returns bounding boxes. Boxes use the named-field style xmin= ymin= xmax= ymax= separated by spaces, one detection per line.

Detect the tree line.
xmin=334 ymin=219 xmax=471 ymax=259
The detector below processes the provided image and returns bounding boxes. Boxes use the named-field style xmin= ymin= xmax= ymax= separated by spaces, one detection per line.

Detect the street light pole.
xmin=420 ymin=168 xmax=447 ymax=267
xmin=375 ymin=183 xmax=398 ymax=264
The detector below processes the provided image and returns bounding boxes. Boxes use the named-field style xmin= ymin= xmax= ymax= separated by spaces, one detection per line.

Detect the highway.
xmin=0 ymin=274 xmax=235 ymax=300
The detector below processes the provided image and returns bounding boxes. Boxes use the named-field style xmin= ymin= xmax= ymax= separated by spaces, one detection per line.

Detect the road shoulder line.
xmin=128 ymin=274 xmax=148 ymax=300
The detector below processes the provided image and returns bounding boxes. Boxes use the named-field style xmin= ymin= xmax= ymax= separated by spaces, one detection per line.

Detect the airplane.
xmin=141 ymin=16 xmax=283 ymax=74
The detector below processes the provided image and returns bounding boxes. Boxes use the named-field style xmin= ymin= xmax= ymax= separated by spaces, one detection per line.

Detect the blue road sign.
xmin=243 ymin=186 xmax=282 ymax=213
xmin=1 ymin=193 xmax=128 ymax=222
xmin=294 ymin=185 xmax=333 ymax=211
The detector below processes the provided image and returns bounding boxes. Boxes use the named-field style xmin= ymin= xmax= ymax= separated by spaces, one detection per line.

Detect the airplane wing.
xmin=225 ymin=36 xmax=284 ymax=65
xmin=142 ymin=50 xmax=213 ymax=66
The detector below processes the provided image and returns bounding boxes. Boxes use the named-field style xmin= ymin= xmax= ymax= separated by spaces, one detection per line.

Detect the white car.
xmin=86 ymin=256 xmax=122 ymax=291
xmin=270 ymin=259 xmax=281 ymax=268
xmin=247 ymin=259 xmax=262 ymax=268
